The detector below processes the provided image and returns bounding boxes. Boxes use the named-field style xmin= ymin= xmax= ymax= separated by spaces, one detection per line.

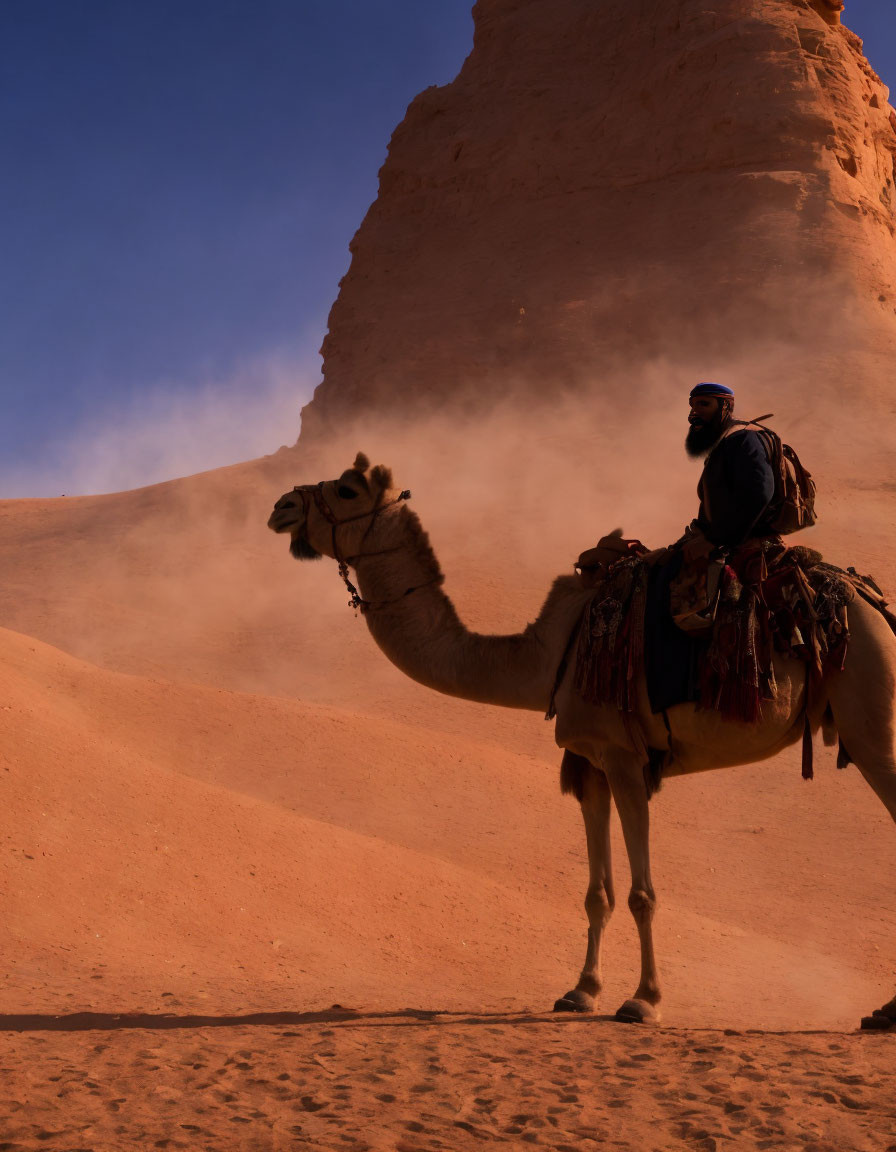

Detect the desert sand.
xmin=3 ymin=0 xmax=896 ymax=1148
xmin=1 ymin=1016 xmax=894 ymax=1150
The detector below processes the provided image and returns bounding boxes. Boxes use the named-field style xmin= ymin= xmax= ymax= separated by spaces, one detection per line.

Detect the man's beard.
xmin=685 ymin=413 xmax=727 ymax=458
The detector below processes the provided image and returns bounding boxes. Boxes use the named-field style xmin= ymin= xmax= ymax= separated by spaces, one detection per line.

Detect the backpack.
xmin=730 ymin=415 xmax=817 ymax=535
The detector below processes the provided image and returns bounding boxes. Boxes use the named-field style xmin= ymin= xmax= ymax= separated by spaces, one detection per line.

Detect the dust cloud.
xmin=0 ymin=353 xmax=315 ymax=499
xmin=2 ymin=335 xmax=891 ymax=705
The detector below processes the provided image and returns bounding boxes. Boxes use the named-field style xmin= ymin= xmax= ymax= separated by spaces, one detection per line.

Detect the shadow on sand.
xmin=0 ymin=1007 xmax=871 ymax=1034
xmin=0 ymin=1007 xmax=626 ymax=1033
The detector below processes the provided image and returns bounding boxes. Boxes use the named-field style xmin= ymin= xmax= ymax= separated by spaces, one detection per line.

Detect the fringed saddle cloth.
xmin=574 ymin=535 xmax=896 ymax=743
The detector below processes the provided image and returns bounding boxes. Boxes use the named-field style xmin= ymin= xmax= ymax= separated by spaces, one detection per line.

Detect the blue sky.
xmin=849 ymin=0 xmax=896 ymax=73
xmin=0 ymin=0 xmax=474 ymax=494
xmin=0 ymin=1 xmax=892 ymax=496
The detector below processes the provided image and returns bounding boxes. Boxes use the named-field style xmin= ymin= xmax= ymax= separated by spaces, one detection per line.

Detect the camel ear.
xmin=370 ymin=464 xmax=393 ymax=492
xmin=353 ymin=451 xmax=370 ymax=473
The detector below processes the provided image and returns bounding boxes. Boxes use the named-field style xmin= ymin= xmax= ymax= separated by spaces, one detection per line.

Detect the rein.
xmin=296 ymin=482 xmax=441 ymax=614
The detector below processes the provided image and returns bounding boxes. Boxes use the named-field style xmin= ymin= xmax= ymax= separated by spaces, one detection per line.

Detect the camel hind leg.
xmin=826 ymin=599 xmax=896 ymax=1028
xmin=827 ymin=599 xmax=896 ymax=823
xmin=554 ymin=752 xmax=615 ymax=1014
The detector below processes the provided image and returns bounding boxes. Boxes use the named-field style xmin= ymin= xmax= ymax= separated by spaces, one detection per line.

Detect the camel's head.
xmin=268 ymin=451 xmax=398 ymax=562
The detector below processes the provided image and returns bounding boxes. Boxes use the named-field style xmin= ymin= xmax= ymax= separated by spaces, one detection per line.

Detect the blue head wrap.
xmin=690 ymin=382 xmax=734 ymax=400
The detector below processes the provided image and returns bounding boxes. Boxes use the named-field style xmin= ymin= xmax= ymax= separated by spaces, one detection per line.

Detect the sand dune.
xmin=1 ymin=625 xmax=580 ymax=1018
xmin=2 ymin=613 xmax=894 ymax=1036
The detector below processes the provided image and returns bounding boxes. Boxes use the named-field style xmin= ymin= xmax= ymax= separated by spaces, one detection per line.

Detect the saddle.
xmin=575 ymin=530 xmax=666 ymax=587
xmin=575 ymin=530 xmax=647 ymax=587
xmin=572 ymin=532 xmax=896 ymax=776
xmin=576 ymin=527 xmax=724 ymax=634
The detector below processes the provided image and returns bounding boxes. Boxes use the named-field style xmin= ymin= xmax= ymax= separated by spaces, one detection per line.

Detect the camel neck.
xmin=351 ymin=507 xmax=589 ymax=712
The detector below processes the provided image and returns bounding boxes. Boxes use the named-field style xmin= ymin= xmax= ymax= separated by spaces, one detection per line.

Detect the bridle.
xmin=293 ymin=481 xmax=442 ymax=614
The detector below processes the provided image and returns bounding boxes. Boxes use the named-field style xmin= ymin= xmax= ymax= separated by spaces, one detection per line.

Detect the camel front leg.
xmin=605 ymin=747 xmax=661 ymax=1024
xmin=554 ymin=753 xmax=614 ymax=1013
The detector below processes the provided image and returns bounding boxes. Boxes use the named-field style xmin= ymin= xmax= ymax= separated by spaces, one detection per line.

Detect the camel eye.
xmin=337 ymin=485 xmax=358 ymax=500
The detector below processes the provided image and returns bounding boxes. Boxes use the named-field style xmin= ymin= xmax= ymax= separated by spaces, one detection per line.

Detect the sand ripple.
xmin=0 ymin=1013 xmax=893 ymax=1151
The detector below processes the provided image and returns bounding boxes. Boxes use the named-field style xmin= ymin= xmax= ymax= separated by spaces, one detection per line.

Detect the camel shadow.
xmin=0 ymin=1007 xmax=622 ymax=1033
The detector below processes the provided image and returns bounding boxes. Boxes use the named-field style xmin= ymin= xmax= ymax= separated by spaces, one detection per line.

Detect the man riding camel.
xmin=646 ymin=382 xmax=807 ymax=713
xmin=575 ymin=372 xmax=891 ymax=777
xmin=685 ymin=382 xmax=777 ymax=548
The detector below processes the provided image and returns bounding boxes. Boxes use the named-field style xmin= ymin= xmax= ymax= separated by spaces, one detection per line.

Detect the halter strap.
xmin=298 ymin=482 xmax=433 ymax=613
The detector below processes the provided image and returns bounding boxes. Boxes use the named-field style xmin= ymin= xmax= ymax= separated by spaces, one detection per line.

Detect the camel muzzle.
xmin=267 ymin=509 xmax=293 ymax=533
xmin=268 ymin=487 xmax=312 ymax=534
xmin=268 ymin=491 xmax=320 ymax=559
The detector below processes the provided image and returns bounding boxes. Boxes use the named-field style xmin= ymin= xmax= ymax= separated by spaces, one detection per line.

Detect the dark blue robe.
xmin=696 ymin=429 xmax=776 ymax=547
xmin=646 ymin=429 xmax=777 ymax=714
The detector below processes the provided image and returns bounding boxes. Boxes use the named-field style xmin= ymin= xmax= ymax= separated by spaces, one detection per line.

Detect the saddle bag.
xmin=671 ymin=556 xmax=726 ymax=633
xmin=669 ymin=530 xmax=726 ymax=634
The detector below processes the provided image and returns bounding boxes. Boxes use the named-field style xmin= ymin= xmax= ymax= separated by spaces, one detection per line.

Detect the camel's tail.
xmin=560 ymin=750 xmax=590 ymax=802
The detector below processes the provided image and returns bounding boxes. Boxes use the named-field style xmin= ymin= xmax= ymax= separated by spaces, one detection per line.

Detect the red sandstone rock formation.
xmin=810 ymin=0 xmax=843 ymax=26
xmin=301 ymin=0 xmax=896 ymax=438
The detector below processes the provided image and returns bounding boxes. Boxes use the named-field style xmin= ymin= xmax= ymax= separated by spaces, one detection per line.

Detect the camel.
xmin=268 ymin=452 xmax=896 ymax=1027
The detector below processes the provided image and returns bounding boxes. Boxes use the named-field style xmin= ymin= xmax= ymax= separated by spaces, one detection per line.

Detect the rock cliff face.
xmin=301 ymin=0 xmax=896 ymax=438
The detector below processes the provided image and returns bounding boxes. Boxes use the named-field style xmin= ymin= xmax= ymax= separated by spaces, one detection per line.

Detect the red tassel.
xmin=802 ymin=714 xmax=814 ymax=780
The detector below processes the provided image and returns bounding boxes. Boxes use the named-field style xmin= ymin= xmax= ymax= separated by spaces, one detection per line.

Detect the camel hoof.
xmin=553 ymin=989 xmax=594 ymax=1014
xmin=861 ymin=1011 xmax=895 ymax=1031
xmin=874 ymin=998 xmax=896 ymax=1020
xmin=615 ymin=998 xmax=661 ymax=1025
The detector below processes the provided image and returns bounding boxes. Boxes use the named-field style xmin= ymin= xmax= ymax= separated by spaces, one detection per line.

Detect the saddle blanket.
xmin=574 ymin=537 xmax=895 ymax=726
